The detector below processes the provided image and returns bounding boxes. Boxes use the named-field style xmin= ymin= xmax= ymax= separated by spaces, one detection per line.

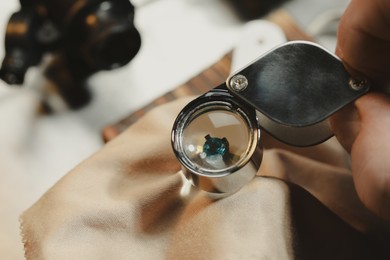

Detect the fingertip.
xmin=329 ymin=103 xmax=359 ymax=153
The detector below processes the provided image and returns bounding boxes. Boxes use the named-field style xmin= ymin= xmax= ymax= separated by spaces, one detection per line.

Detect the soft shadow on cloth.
xmin=21 ymin=97 xmax=390 ymax=259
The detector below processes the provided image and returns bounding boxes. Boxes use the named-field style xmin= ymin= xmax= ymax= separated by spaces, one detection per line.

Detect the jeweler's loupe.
xmin=172 ymin=41 xmax=370 ymax=196
xmin=172 ymin=86 xmax=262 ymax=195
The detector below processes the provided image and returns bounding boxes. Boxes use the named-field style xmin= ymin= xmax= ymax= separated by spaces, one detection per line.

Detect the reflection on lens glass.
xmin=182 ymin=109 xmax=251 ymax=172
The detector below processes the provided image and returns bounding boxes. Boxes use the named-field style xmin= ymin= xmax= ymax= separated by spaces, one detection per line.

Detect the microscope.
xmin=0 ymin=0 xmax=141 ymax=108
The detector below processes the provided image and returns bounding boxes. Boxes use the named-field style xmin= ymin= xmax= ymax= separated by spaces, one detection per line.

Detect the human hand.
xmin=330 ymin=0 xmax=390 ymax=220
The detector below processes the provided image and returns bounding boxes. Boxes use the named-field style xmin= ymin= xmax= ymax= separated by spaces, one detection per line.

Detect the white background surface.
xmin=0 ymin=0 xmax=347 ymax=258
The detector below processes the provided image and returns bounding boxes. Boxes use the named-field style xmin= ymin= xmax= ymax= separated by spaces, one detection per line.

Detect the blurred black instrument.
xmin=0 ymin=0 xmax=141 ymax=109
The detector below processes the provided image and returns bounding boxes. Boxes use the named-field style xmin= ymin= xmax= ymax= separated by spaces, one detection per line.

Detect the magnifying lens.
xmin=172 ymin=41 xmax=370 ymax=196
xmin=172 ymin=86 xmax=262 ymax=195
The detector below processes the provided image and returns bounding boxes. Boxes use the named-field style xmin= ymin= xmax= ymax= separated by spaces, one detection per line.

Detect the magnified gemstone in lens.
xmin=182 ymin=109 xmax=251 ymax=172
xmin=203 ymin=135 xmax=231 ymax=159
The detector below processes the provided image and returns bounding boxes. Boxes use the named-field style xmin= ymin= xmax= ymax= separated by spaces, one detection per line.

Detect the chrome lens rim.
xmin=172 ymin=88 xmax=260 ymax=178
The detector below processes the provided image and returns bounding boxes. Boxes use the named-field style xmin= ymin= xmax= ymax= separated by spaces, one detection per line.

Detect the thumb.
xmin=351 ymin=92 xmax=390 ymax=220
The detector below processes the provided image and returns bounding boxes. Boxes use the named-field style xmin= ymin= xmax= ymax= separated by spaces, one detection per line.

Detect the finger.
xmin=351 ymin=93 xmax=390 ymax=219
xmin=336 ymin=0 xmax=390 ymax=87
xmin=329 ymin=103 xmax=360 ymax=153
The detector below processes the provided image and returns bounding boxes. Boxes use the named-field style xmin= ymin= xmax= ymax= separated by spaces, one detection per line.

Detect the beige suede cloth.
xmin=21 ymin=97 xmax=390 ymax=259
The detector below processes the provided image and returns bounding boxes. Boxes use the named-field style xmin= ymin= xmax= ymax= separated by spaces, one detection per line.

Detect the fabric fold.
xmin=21 ymin=97 xmax=390 ymax=259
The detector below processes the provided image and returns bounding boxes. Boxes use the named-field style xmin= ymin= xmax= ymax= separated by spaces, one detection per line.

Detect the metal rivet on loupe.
xmin=349 ymin=77 xmax=368 ymax=91
xmin=229 ymin=74 xmax=248 ymax=92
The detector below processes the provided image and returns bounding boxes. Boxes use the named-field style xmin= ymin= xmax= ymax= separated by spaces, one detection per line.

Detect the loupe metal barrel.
xmin=172 ymin=86 xmax=262 ymax=195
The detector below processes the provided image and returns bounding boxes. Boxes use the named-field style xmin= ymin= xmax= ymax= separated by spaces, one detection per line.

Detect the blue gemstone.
xmin=203 ymin=135 xmax=229 ymax=157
